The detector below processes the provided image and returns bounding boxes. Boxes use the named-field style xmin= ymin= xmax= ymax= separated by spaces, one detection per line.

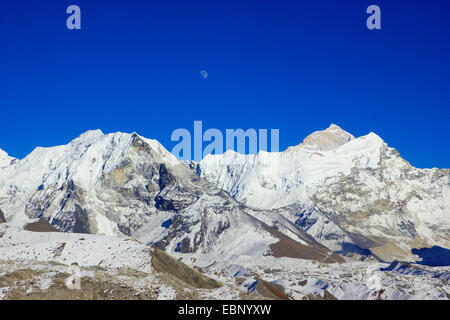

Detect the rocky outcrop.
xmin=0 ymin=208 xmax=5 ymax=223
xmin=293 ymin=123 xmax=355 ymax=152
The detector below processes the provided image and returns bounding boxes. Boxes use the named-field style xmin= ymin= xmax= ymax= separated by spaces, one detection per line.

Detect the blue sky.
xmin=0 ymin=0 xmax=449 ymax=168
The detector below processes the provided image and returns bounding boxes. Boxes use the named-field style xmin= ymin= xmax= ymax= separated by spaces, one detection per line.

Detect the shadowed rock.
xmin=24 ymin=219 xmax=58 ymax=232
xmin=151 ymin=248 xmax=221 ymax=289
xmin=0 ymin=208 xmax=6 ymax=223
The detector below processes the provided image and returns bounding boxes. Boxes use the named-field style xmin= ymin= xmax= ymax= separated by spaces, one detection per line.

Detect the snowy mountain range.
xmin=0 ymin=125 xmax=449 ymax=300
xmin=0 ymin=129 xmax=340 ymax=262
xmin=199 ymin=124 xmax=450 ymax=262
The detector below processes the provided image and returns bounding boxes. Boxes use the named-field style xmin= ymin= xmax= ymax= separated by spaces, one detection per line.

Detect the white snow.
xmin=0 ymin=222 xmax=154 ymax=273
xmin=0 ymin=126 xmax=448 ymax=300
xmin=0 ymin=148 xmax=16 ymax=168
xmin=0 ymin=130 xmax=177 ymax=229
xmin=199 ymin=124 xmax=450 ymax=258
xmin=157 ymin=286 xmax=177 ymax=300
xmin=175 ymin=252 xmax=450 ymax=300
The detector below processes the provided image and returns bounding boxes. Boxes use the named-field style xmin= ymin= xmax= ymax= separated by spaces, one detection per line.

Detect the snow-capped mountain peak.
xmin=0 ymin=130 xmax=335 ymax=262
xmin=0 ymin=127 xmax=448 ymax=300
xmin=71 ymin=129 xmax=105 ymax=144
xmin=1 ymin=128 xmax=448 ymax=264
xmin=199 ymin=126 xmax=450 ymax=261
xmin=290 ymin=123 xmax=355 ymax=152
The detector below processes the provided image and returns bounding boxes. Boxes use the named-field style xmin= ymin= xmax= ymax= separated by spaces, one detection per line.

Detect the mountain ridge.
xmin=198 ymin=125 xmax=450 ymax=261
xmin=0 ymin=125 xmax=449 ymax=300
xmin=0 ymin=126 xmax=448 ymax=263
xmin=0 ymin=129 xmax=342 ymax=264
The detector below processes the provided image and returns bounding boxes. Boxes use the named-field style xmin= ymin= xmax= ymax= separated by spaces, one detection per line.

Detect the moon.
xmin=200 ymin=70 xmax=208 ymax=79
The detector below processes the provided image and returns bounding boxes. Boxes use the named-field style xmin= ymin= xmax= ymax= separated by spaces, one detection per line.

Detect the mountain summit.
xmin=296 ymin=124 xmax=355 ymax=152
xmin=199 ymin=126 xmax=450 ymax=261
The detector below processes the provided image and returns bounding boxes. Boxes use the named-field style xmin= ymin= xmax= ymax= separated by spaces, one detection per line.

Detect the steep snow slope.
xmin=199 ymin=124 xmax=450 ymax=261
xmin=0 ymin=130 xmax=340 ymax=263
xmin=0 ymin=130 xmax=176 ymax=228
xmin=198 ymin=124 xmax=361 ymax=210
xmin=0 ymin=148 xmax=16 ymax=168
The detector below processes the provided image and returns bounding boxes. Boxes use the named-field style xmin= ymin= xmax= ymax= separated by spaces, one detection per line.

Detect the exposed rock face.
xmin=292 ymin=124 xmax=355 ymax=152
xmin=23 ymin=219 xmax=58 ymax=232
xmin=0 ymin=130 xmax=339 ymax=263
xmin=0 ymin=208 xmax=5 ymax=223
xmin=199 ymin=125 xmax=450 ymax=262
xmin=150 ymin=248 xmax=221 ymax=289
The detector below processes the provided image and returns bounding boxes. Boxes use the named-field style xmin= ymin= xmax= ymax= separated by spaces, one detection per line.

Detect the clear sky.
xmin=0 ymin=0 xmax=449 ymax=168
